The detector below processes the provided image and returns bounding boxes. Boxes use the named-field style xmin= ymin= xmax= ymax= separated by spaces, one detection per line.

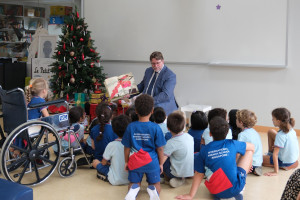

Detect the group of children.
xmin=26 ymin=77 xmax=299 ymax=200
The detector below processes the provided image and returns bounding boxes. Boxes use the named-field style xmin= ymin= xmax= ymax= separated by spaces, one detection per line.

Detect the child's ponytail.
xmin=96 ymin=103 xmax=113 ymax=141
xmin=272 ymin=108 xmax=295 ymax=133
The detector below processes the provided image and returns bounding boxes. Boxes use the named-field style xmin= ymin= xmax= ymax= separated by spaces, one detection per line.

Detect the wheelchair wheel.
xmin=58 ymin=157 xmax=77 ymax=177
xmin=0 ymin=121 xmax=61 ymax=186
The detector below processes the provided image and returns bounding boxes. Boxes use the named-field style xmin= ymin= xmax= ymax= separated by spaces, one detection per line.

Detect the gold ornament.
xmin=70 ymin=51 xmax=75 ymax=56
xmin=92 ymin=77 xmax=96 ymax=83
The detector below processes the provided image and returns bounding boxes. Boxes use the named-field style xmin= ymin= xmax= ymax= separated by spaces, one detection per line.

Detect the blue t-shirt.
xmin=188 ymin=129 xmax=204 ymax=152
xmin=195 ymin=139 xmax=246 ymax=198
xmin=238 ymin=128 xmax=263 ymax=167
xmin=27 ymin=96 xmax=47 ymax=120
xmin=275 ymin=129 xmax=299 ymax=164
xmin=165 ymin=131 xmax=172 ymax=142
xmin=90 ymin=124 xmax=118 ymax=161
xmin=122 ymin=121 xmax=166 ymax=173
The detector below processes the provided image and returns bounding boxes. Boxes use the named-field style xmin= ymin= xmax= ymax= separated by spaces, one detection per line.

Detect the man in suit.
xmin=137 ymin=51 xmax=177 ymax=115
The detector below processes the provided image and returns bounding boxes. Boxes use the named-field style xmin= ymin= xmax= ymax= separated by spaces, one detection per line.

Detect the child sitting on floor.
xmin=153 ymin=107 xmax=168 ymax=136
xmin=162 ymin=112 xmax=194 ymax=188
xmin=188 ymin=111 xmax=208 ymax=152
xmin=92 ymin=114 xmax=131 ymax=185
xmin=236 ymin=109 xmax=263 ymax=176
xmin=263 ymin=107 xmax=299 ymax=176
xmin=176 ymin=116 xmax=255 ymax=200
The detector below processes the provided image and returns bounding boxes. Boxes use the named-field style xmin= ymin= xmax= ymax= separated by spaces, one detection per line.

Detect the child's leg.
xmin=267 ymin=129 xmax=277 ymax=153
xmin=92 ymin=159 xmax=109 ymax=181
xmin=237 ymin=150 xmax=253 ymax=173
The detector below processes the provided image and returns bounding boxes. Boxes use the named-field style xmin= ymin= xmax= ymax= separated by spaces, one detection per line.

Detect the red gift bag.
xmin=127 ymin=148 xmax=152 ymax=170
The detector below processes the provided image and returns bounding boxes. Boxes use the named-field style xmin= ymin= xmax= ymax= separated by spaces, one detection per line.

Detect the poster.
xmin=31 ymin=58 xmax=55 ymax=98
xmin=104 ymin=72 xmax=139 ymax=101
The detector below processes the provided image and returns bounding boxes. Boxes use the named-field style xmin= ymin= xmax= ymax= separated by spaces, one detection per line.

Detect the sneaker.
xmin=253 ymin=167 xmax=262 ymax=176
xmin=169 ymin=178 xmax=185 ymax=188
xmin=96 ymin=172 xmax=108 ymax=182
xmin=125 ymin=183 xmax=140 ymax=200
xmin=147 ymin=185 xmax=160 ymax=200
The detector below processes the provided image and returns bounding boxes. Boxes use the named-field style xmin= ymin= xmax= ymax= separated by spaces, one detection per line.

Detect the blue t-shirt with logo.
xmin=122 ymin=121 xmax=166 ymax=173
xmin=28 ymin=96 xmax=47 ymax=120
xmin=195 ymin=139 xmax=246 ymax=198
xmin=90 ymin=124 xmax=118 ymax=161
xmin=188 ymin=129 xmax=205 ymax=152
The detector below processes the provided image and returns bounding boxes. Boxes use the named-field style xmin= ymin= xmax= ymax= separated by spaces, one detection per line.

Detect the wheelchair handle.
xmin=28 ymin=99 xmax=67 ymax=109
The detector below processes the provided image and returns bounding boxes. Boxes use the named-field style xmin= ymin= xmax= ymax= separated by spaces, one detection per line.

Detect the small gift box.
xmin=74 ymin=93 xmax=86 ymax=108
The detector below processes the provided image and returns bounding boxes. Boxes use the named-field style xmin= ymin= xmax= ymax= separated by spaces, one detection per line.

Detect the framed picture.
xmin=38 ymin=35 xmax=57 ymax=58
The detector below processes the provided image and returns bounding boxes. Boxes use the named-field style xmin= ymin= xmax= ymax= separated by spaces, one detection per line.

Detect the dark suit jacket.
xmin=137 ymin=65 xmax=177 ymax=115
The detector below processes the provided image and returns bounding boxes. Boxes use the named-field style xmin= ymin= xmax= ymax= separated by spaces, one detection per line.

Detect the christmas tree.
xmin=50 ymin=7 xmax=106 ymax=98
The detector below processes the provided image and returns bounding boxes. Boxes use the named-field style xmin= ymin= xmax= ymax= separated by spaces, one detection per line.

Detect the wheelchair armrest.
xmin=28 ymin=99 xmax=67 ymax=109
xmin=6 ymin=87 xmax=24 ymax=94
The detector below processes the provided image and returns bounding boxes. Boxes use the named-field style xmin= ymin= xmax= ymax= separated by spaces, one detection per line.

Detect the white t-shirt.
xmin=202 ymin=127 xmax=233 ymax=145
xmin=275 ymin=129 xmax=299 ymax=164
xmin=103 ymin=139 xmax=129 ymax=185
xmin=238 ymin=128 xmax=263 ymax=166
xmin=164 ymin=132 xmax=194 ymax=177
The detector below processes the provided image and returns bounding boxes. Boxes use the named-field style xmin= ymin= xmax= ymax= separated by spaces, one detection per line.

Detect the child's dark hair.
xmin=69 ymin=106 xmax=84 ymax=124
xmin=134 ymin=94 xmax=154 ymax=117
xmin=112 ymin=114 xmax=131 ymax=138
xmin=125 ymin=106 xmax=138 ymax=122
xmin=209 ymin=116 xmax=229 ymax=141
xmin=153 ymin=107 xmax=166 ymax=124
xmin=191 ymin=111 xmax=208 ymax=130
xmin=208 ymin=108 xmax=227 ymax=122
xmin=228 ymin=109 xmax=242 ymax=140
xmin=167 ymin=112 xmax=185 ymax=134
xmin=272 ymin=108 xmax=295 ymax=133
xmin=96 ymin=102 xmax=113 ymax=141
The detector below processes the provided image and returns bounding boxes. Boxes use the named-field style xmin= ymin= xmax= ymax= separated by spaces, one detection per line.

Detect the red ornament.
xmin=53 ymin=90 xmax=56 ymax=94
xmin=80 ymin=38 xmax=84 ymax=42
xmin=73 ymin=36 xmax=76 ymax=39
xmin=63 ymin=43 xmax=66 ymax=50
xmin=58 ymin=66 xmax=62 ymax=70
xmin=71 ymin=25 xmax=74 ymax=31
xmin=76 ymin=11 xmax=79 ymax=18
xmin=90 ymin=48 xmax=94 ymax=52
xmin=74 ymin=56 xmax=77 ymax=60
xmin=90 ymin=63 xmax=94 ymax=68
xmin=97 ymin=60 xmax=100 ymax=63
xmin=82 ymin=53 xmax=84 ymax=60
xmin=66 ymin=94 xmax=69 ymax=102
xmin=57 ymin=51 xmax=61 ymax=55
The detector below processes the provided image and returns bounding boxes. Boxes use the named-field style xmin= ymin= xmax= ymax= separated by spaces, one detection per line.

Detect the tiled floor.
xmin=0 ymin=130 xmax=299 ymax=200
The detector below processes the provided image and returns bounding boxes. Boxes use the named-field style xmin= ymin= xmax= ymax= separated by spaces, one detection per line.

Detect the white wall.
xmin=86 ymin=0 xmax=300 ymax=128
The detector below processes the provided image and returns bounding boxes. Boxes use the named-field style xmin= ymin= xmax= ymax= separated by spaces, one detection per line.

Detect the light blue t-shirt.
xmin=238 ymin=128 xmax=263 ymax=167
xmin=158 ymin=122 xmax=168 ymax=136
xmin=103 ymin=139 xmax=129 ymax=185
xmin=164 ymin=132 xmax=194 ymax=177
xmin=202 ymin=127 xmax=233 ymax=145
xmin=275 ymin=129 xmax=299 ymax=164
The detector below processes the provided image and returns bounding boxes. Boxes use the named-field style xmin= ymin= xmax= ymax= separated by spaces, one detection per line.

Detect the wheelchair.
xmin=0 ymin=86 xmax=91 ymax=186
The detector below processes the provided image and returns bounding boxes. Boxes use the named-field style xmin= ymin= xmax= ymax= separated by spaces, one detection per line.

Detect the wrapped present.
xmin=74 ymin=93 xmax=86 ymax=108
xmin=90 ymin=103 xmax=98 ymax=121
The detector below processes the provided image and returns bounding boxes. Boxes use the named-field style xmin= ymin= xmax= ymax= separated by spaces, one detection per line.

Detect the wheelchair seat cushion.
xmin=0 ymin=178 xmax=33 ymax=200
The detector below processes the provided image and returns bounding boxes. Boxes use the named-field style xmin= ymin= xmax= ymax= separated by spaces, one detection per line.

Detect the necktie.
xmin=146 ymin=72 xmax=158 ymax=96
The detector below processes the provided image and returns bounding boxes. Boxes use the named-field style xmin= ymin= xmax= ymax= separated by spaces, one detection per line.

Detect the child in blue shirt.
xmin=122 ymin=94 xmax=166 ymax=200
xmin=92 ymin=114 xmax=131 ymax=185
xmin=202 ymin=108 xmax=233 ymax=145
xmin=176 ymin=117 xmax=254 ymax=200
xmin=236 ymin=109 xmax=263 ymax=176
xmin=27 ymin=78 xmax=50 ymax=120
xmin=162 ymin=112 xmax=194 ymax=188
xmin=153 ymin=107 xmax=168 ymax=136
xmin=188 ymin=111 xmax=208 ymax=152
xmin=263 ymin=108 xmax=299 ymax=176
xmin=90 ymin=102 xmax=118 ymax=162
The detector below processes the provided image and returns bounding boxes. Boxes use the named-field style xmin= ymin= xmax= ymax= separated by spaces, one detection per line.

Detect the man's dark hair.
xmin=209 ymin=116 xmax=229 ymax=141
xmin=150 ymin=51 xmax=164 ymax=61
xmin=167 ymin=112 xmax=185 ymax=134
xmin=112 ymin=114 xmax=131 ymax=138
xmin=135 ymin=94 xmax=154 ymax=117
xmin=153 ymin=107 xmax=166 ymax=124
xmin=69 ymin=106 xmax=84 ymax=124
xmin=207 ymin=108 xmax=227 ymax=122
xmin=191 ymin=111 xmax=208 ymax=130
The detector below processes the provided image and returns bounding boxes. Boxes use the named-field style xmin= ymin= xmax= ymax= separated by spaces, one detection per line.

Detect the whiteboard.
xmin=84 ymin=0 xmax=287 ymax=67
